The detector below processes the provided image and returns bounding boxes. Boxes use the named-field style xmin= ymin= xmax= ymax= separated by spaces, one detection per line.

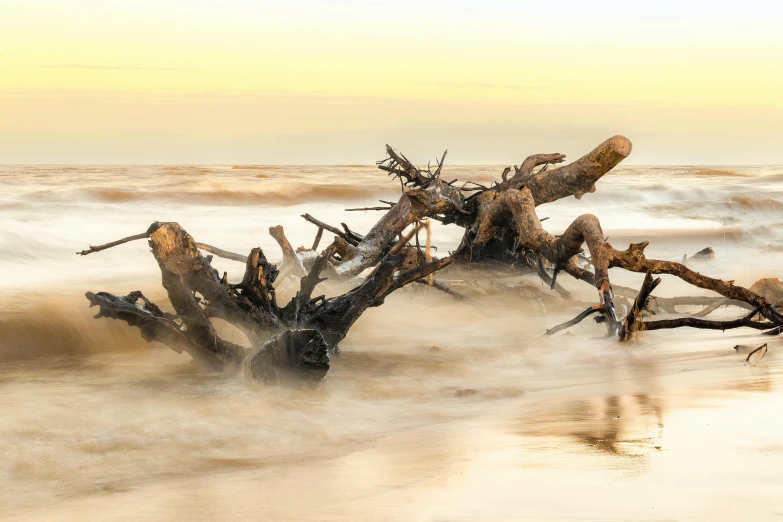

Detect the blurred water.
xmin=1 ymin=164 xmax=782 ymax=296
xmin=0 ymin=163 xmax=782 ymax=520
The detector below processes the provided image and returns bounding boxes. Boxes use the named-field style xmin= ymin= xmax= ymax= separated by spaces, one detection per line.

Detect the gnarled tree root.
xmin=80 ymin=221 xmax=449 ymax=383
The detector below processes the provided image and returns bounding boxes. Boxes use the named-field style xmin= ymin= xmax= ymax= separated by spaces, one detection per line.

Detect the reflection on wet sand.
xmin=567 ymin=393 xmax=664 ymax=457
xmin=0 ymin=291 xmax=781 ymax=520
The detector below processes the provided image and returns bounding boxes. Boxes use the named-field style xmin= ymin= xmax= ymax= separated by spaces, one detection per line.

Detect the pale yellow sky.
xmin=1 ymin=0 xmax=782 ymax=164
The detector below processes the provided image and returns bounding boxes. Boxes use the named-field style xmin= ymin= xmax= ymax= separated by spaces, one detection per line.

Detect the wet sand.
xmin=1 ymin=164 xmax=782 ymax=520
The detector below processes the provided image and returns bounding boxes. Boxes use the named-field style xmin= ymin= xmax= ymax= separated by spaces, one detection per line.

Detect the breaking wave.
xmin=85 ymin=183 xmax=390 ymax=206
xmin=89 ymin=189 xmax=138 ymax=202
xmin=647 ymin=195 xmax=783 ymax=219
xmin=690 ymin=168 xmax=749 ymax=177
xmin=231 ymin=165 xmax=284 ymax=170
xmin=0 ymin=304 xmax=150 ymax=363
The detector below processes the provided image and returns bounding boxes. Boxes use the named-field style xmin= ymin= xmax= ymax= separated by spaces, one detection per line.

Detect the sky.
xmin=1 ymin=0 xmax=782 ymax=164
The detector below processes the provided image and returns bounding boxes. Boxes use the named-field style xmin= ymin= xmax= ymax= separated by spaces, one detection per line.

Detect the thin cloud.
xmin=40 ymin=64 xmax=182 ymax=71
xmin=420 ymin=81 xmax=548 ymax=91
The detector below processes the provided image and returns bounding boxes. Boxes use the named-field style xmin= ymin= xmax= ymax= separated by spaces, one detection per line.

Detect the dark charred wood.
xmin=763 ymin=326 xmax=782 ymax=336
xmin=639 ymin=308 xmax=774 ymax=333
xmin=620 ymin=271 xmax=661 ymax=340
xmin=303 ymin=255 xmax=451 ymax=347
xmin=82 ymin=221 xmax=449 ymax=383
xmin=244 ymin=329 xmax=330 ymax=385
xmin=85 ymin=290 xmax=245 ymax=370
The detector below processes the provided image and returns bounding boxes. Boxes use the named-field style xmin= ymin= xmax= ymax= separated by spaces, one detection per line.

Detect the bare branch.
xmin=545 ymin=305 xmax=603 ymax=336
xmin=195 ymin=242 xmax=246 ymax=263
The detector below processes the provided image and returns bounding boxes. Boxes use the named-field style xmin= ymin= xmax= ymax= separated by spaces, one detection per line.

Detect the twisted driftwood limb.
xmin=195 ymin=227 xmax=313 ymax=282
xmin=363 ymin=136 xmax=783 ymax=339
xmin=458 ymin=187 xmax=622 ymax=331
xmin=296 ymin=137 xmax=632 ymax=282
xmin=81 ymin=221 xmax=449 ymax=383
xmin=565 ymin=241 xmax=783 ymax=335
xmin=498 ymin=136 xmax=632 ymax=204
xmin=616 ymin=272 xmax=779 ymax=339
xmin=604 ymin=243 xmax=783 ymax=325
xmin=86 ymin=290 xmax=244 ymax=369
xmin=448 ymin=139 xmax=632 ymax=269
xmin=355 ymin=128 xmax=777 ymax=338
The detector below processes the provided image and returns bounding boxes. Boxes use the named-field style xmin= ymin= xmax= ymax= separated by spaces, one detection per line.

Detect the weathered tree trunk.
xmin=289 ymin=137 xmax=632 ymax=278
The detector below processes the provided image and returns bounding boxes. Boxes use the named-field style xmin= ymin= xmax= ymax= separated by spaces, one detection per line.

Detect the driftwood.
xmin=79 ymin=135 xmax=782 ymax=384
xmin=80 ymin=221 xmax=448 ymax=384
xmin=735 ymin=343 xmax=768 ymax=364
xmin=339 ymin=136 xmax=781 ymax=337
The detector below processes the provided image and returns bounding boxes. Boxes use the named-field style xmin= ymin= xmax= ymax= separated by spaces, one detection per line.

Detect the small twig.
xmin=458 ymin=180 xmax=489 ymax=191
xmin=388 ymin=223 xmax=426 ymax=256
xmin=311 ymin=227 xmax=324 ymax=251
xmin=195 ymin=243 xmax=247 ymax=263
xmin=77 ymin=232 xmax=148 ymax=256
xmin=77 ymin=222 xmax=164 ymax=256
xmin=536 ymin=256 xmax=573 ymax=300
xmin=550 ymin=265 xmax=560 ymax=290
xmin=345 ymin=206 xmax=394 ymax=212
xmin=745 ymin=343 xmax=768 ymax=363
xmin=432 ymin=150 xmax=448 ymax=179
xmin=340 ymin=223 xmax=364 ymax=243
xmin=302 ymin=214 xmax=357 ymax=246
xmin=545 ymin=305 xmax=604 ymax=336
xmin=413 ymin=278 xmax=464 ymax=299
